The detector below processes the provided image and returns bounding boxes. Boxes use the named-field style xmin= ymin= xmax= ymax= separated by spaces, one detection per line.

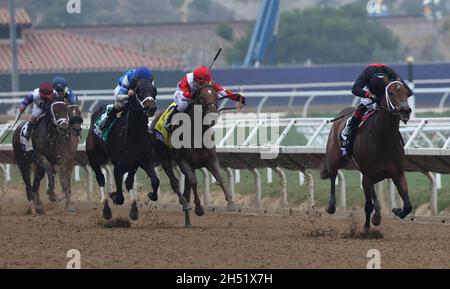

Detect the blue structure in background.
xmin=244 ymin=0 xmax=280 ymax=67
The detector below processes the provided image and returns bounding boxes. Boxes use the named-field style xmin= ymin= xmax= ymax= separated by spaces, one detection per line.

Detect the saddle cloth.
xmin=153 ymin=102 xmax=177 ymax=149
xmin=93 ymin=105 xmax=120 ymax=142
xmin=20 ymin=122 xmax=33 ymax=152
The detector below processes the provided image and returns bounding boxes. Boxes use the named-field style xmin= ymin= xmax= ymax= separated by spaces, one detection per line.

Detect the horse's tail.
xmin=320 ymin=163 xmax=331 ymax=180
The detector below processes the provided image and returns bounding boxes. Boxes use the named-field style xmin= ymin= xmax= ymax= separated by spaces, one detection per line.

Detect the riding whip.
xmin=208 ymin=48 xmax=222 ymax=71
xmin=0 ymin=108 xmax=23 ymax=144
xmin=329 ymin=101 xmax=376 ymax=123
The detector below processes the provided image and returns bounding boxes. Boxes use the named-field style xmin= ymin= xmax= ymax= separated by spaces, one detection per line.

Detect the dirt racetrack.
xmin=0 ymin=196 xmax=449 ymax=269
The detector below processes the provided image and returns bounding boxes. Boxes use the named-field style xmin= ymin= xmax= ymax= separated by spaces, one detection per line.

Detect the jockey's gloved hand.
xmin=19 ymin=104 xmax=26 ymax=114
xmin=367 ymin=93 xmax=377 ymax=102
xmin=191 ymin=85 xmax=199 ymax=97
xmin=234 ymin=94 xmax=246 ymax=105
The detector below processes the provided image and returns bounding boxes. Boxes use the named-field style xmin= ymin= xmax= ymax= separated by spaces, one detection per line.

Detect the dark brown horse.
xmin=45 ymin=104 xmax=83 ymax=202
xmin=321 ymin=77 xmax=413 ymax=231
xmin=151 ymin=83 xmax=237 ymax=227
xmin=13 ymin=101 xmax=81 ymax=214
xmin=86 ymin=79 xmax=159 ymax=221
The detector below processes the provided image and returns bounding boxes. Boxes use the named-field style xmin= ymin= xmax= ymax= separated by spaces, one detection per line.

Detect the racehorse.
xmin=45 ymin=104 xmax=83 ymax=202
xmin=13 ymin=100 xmax=80 ymax=214
xmin=151 ymin=82 xmax=237 ymax=227
xmin=321 ymin=76 xmax=413 ymax=231
xmin=86 ymin=79 xmax=159 ymax=221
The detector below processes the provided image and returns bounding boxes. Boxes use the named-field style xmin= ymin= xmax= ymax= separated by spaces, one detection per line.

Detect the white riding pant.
xmin=174 ymin=91 xmax=191 ymax=112
xmin=113 ymin=86 xmax=129 ymax=110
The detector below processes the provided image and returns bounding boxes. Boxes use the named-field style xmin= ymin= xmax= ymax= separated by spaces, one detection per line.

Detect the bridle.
xmin=376 ymin=81 xmax=404 ymax=118
xmin=50 ymin=101 xmax=69 ymax=127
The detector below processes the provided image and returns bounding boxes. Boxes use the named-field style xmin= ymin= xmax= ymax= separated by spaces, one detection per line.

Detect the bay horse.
xmin=86 ymin=79 xmax=159 ymax=221
xmin=151 ymin=83 xmax=237 ymax=228
xmin=45 ymin=104 xmax=83 ymax=203
xmin=13 ymin=99 xmax=80 ymax=214
xmin=321 ymin=77 xmax=413 ymax=231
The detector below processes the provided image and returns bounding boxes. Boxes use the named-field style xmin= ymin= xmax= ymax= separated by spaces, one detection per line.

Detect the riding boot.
xmin=342 ymin=116 xmax=362 ymax=157
xmin=25 ymin=121 xmax=35 ymax=139
xmin=99 ymin=107 xmax=119 ymax=131
xmin=164 ymin=107 xmax=179 ymax=133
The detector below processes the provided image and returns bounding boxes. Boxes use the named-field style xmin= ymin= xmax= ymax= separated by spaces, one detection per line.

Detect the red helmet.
xmin=39 ymin=82 xmax=54 ymax=99
xmin=193 ymin=66 xmax=212 ymax=83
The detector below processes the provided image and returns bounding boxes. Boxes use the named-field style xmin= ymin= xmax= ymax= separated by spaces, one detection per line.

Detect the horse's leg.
xmin=140 ymin=162 xmax=160 ymax=202
xmin=185 ymin=168 xmax=204 ymax=217
xmin=110 ymin=165 xmax=125 ymax=206
xmin=362 ymin=175 xmax=375 ymax=231
xmin=31 ymin=163 xmax=46 ymax=215
xmin=160 ymin=154 xmax=191 ymax=227
xmin=125 ymin=168 xmax=139 ymax=221
xmin=90 ymin=162 xmax=111 ymax=219
xmin=45 ymin=165 xmax=57 ymax=203
xmin=371 ymin=187 xmax=382 ymax=227
xmin=392 ymin=174 xmax=413 ymax=219
xmin=326 ymin=174 xmax=337 ymax=214
xmin=59 ymin=163 xmax=75 ymax=213
xmin=183 ymin=177 xmax=192 ymax=205
xmin=17 ymin=160 xmax=33 ymax=215
xmin=178 ymin=160 xmax=206 ymax=218
xmin=207 ymin=157 xmax=237 ymax=212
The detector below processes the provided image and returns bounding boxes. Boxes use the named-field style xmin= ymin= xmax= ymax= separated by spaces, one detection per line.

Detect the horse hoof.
xmin=36 ymin=207 xmax=45 ymax=215
xmin=148 ymin=192 xmax=158 ymax=202
xmin=326 ymin=205 xmax=336 ymax=215
xmin=195 ymin=206 xmax=205 ymax=217
xmin=392 ymin=208 xmax=403 ymax=218
xmin=47 ymin=191 xmax=57 ymax=203
xmin=372 ymin=213 xmax=381 ymax=227
xmin=364 ymin=225 xmax=371 ymax=233
xmin=185 ymin=222 xmax=192 ymax=228
xmin=67 ymin=205 xmax=76 ymax=213
xmin=103 ymin=202 xmax=112 ymax=220
xmin=110 ymin=192 xmax=125 ymax=206
xmin=129 ymin=202 xmax=139 ymax=221
xmin=226 ymin=203 xmax=237 ymax=212
xmin=25 ymin=207 xmax=32 ymax=215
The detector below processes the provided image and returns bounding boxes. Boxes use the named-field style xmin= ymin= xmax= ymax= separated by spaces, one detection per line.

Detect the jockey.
xmin=19 ymin=83 xmax=57 ymax=139
xmin=164 ymin=65 xmax=246 ymax=131
xmin=341 ymin=63 xmax=413 ymax=157
xmin=99 ymin=66 xmax=157 ymax=131
xmin=52 ymin=76 xmax=78 ymax=105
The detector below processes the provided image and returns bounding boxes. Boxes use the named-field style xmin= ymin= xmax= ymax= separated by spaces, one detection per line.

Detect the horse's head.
xmin=383 ymin=78 xmax=412 ymax=124
xmin=68 ymin=105 xmax=83 ymax=137
xmin=194 ymin=82 xmax=219 ymax=126
xmin=132 ymin=78 xmax=157 ymax=117
xmin=50 ymin=101 xmax=69 ymax=132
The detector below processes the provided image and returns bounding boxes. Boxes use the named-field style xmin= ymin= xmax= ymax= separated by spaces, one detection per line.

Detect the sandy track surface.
xmin=0 ymin=197 xmax=449 ymax=269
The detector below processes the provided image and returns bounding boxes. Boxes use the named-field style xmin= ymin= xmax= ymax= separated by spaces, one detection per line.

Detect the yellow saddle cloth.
xmin=154 ymin=102 xmax=177 ymax=148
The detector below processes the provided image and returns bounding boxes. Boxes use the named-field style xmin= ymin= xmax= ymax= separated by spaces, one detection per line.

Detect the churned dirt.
xmin=0 ymin=193 xmax=449 ymax=269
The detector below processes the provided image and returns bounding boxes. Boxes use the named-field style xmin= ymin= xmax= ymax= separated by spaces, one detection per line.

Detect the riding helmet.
xmin=194 ymin=66 xmax=212 ymax=82
xmin=52 ymin=76 xmax=68 ymax=93
xmin=134 ymin=66 xmax=153 ymax=81
xmin=39 ymin=82 xmax=54 ymax=98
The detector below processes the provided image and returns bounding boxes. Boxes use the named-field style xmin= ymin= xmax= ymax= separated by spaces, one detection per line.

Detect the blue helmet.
xmin=134 ymin=66 xmax=153 ymax=81
xmin=52 ymin=76 xmax=68 ymax=93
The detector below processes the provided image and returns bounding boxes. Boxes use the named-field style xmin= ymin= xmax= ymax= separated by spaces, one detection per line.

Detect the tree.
xmin=227 ymin=3 xmax=406 ymax=65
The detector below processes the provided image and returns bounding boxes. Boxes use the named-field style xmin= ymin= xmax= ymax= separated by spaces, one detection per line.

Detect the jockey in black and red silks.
xmin=341 ymin=63 xmax=413 ymax=157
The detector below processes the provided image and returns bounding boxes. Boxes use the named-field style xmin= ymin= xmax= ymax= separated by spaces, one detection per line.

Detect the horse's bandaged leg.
xmin=100 ymin=186 xmax=106 ymax=203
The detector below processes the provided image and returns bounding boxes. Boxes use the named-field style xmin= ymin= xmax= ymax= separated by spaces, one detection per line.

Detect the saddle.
xmin=153 ymin=102 xmax=177 ymax=149
xmin=94 ymin=105 xmax=123 ymax=142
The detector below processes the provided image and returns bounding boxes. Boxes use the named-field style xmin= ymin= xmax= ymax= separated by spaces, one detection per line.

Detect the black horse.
xmin=86 ymin=79 xmax=159 ymax=221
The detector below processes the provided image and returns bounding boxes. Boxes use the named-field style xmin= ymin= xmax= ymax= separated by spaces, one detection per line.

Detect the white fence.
xmin=1 ymin=114 xmax=449 ymax=217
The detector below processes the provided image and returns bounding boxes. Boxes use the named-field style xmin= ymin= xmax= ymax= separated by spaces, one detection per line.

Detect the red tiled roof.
xmin=0 ymin=8 xmax=31 ymax=26
xmin=0 ymin=29 xmax=184 ymax=73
